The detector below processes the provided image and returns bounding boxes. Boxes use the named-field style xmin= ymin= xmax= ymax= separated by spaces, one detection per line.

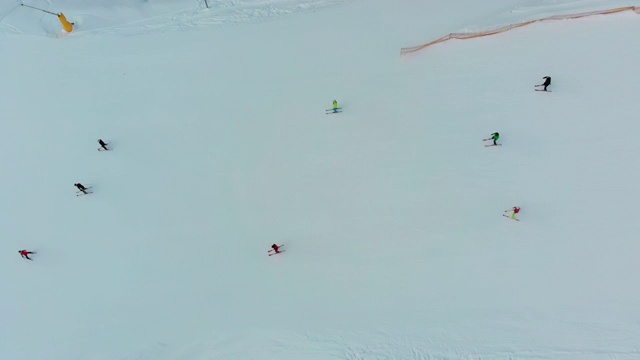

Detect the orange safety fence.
xmin=401 ymin=6 xmax=640 ymax=55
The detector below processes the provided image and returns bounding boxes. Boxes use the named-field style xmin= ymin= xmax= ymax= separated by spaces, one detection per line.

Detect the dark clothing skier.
xmin=19 ymin=250 xmax=34 ymax=260
xmin=74 ymin=183 xmax=88 ymax=193
xmin=536 ymin=76 xmax=551 ymax=91
xmin=98 ymin=139 xmax=109 ymax=151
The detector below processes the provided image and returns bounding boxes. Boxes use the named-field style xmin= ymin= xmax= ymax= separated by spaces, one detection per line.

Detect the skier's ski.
xmin=269 ymin=250 xmax=286 ymax=256
xmin=76 ymin=186 xmax=93 ymax=193
xmin=326 ymin=108 xmax=342 ymax=112
xmin=326 ymin=111 xmax=342 ymax=114
xmin=98 ymin=147 xmax=110 ymax=151
xmin=503 ymin=214 xmax=519 ymax=221
xmin=485 ymin=144 xmax=502 ymax=147
xmin=535 ymin=89 xmax=551 ymax=92
xmin=77 ymin=191 xmax=93 ymax=196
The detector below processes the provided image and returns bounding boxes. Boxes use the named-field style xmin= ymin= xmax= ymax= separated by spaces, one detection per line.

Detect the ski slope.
xmin=1 ymin=0 xmax=640 ymax=359
xmin=0 ymin=0 xmax=345 ymax=36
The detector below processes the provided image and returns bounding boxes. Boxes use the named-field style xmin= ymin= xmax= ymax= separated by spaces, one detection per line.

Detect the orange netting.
xmin=401 ymin=6 xmax=640 ymax=55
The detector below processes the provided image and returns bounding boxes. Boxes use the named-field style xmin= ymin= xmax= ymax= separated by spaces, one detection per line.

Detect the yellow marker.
xmin=58 ymin=13 xmax=73 ymax=33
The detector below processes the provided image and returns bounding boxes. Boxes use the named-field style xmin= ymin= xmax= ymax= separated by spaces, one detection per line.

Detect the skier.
xmin=74 ymin=183 xmax=89 ymax=194
xmin=268 ymin=243 xmax=286 ymax=256
xmin=483 ymin=132 xmax=500 ymax=146
xmin=270 ymin=244 xmax=282 ymax=254
xmin=326 ymin=100 xmax=341 ymax=114
xmin=98 ymin=139 xmax=109 ymax=151
xmin=19 ymin=250 xmax=35 ymax=260
xmin=505 ymin=206 xmax=521 ymax=220
xmin=535 ymin=76 xmax=551 ymax=91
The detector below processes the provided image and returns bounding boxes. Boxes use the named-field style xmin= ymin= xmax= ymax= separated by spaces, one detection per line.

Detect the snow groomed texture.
xmin=2 ymin=0 xmax=640 ymax=359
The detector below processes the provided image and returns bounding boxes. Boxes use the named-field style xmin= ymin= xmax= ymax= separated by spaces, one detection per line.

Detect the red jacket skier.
xmin=268 ymin=244 xmax=285 ymax=256
xmin=510 ymin=206 xmax=521 ymax=219
xmin=19 ymin=250 xmax=35 ymax=260
xmin=271 ymin=244 xmax=281 ymax=253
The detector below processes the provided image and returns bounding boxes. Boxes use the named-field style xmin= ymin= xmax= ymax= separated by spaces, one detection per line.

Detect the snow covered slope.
xmin=0 ymin=0 xmax=345 ymax=36
xmin=1 ymin=0 xmax=640 ymax=359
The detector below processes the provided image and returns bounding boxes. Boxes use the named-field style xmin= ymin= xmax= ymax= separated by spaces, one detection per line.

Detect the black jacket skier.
xmin=74 ymin=183 xmax=88 ymax=193
xmin=536 ymin=76 xmax=551 ymax=91
xmin=98 ymin=139 xmax=109 ymax=151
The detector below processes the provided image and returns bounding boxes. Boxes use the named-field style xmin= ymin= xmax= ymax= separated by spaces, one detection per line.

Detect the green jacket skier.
xmin=491 ymin=132 xmax=499 ymax=145
xmin=483 ymin=132 xmax=500 ymax=146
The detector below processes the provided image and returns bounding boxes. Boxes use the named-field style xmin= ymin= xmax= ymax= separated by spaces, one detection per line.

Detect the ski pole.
xmin=20 ymin=3 xmax=58 ymax=16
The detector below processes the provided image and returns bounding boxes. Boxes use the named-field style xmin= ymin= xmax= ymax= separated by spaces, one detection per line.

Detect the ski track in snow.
xmin=117 ymin=0 xmax=345 ymax=35
xmin=129 ymin=326 xmax=640 ymax=360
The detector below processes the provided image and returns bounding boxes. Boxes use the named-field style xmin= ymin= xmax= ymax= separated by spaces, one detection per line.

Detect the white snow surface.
xmin=1 ymin=0 xmax=640 ymax=359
